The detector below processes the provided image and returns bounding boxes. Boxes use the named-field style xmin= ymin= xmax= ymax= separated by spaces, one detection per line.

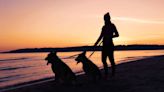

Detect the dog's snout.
xmin=45 ymin=57 xmax=48 ymax=60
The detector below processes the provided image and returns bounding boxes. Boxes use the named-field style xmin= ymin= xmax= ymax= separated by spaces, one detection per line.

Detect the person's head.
xmin=104 ymin=12 xmax=111 ymax=24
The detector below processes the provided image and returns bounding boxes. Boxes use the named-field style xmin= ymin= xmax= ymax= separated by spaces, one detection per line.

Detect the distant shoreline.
xmin=2 ymin=45 xmax=164 ymax=53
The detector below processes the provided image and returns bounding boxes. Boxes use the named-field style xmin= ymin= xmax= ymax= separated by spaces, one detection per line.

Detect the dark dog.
xmin=45 ymin=52 xmax=76 ymax=84
xmin=75 ymin=51 xmax=101 ymax=81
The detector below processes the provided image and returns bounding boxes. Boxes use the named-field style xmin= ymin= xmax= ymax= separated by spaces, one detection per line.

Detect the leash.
xmin=88 ymin=40 xmax=103 ymax=58
xmin=61 ymin=41 xmax=103 ymax=59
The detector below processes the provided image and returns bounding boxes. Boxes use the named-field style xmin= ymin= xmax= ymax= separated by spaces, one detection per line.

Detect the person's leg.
xmin=102 ymin=51 xmax=108 ymax=76
xmin=108 ymin=50 xmax=116 ymax=76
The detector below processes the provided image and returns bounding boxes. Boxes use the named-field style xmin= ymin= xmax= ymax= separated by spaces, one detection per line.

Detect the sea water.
xmin=0 ymin=50 xmax=164 ymax=88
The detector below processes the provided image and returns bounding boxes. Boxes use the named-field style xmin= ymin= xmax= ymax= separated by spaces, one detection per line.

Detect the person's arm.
xmin=94 ymin=28 xmax=104 ymax=46
xmin=112 ymin=24 xmax=119 ymax=38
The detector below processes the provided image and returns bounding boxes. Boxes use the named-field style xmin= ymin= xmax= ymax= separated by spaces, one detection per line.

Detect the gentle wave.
xmin=0 ymin=57 xmax=30 ymax=62
xmin=0 ymin=66 xmax=31 ymax=71
xmin=0 ymin=75 xmax=22 ymax=82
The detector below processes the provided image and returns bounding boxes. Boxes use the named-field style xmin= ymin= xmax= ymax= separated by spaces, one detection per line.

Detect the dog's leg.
xmin=55 ymin=74 xmax=62 ymax=83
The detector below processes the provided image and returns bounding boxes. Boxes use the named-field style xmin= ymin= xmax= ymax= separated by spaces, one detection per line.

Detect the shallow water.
xmin=0 ymin=50 xmax=164 ymax=88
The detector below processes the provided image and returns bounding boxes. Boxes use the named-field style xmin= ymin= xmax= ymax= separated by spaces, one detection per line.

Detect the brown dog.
xmin=45 ymin=52 xmax=76 ymax=84
xmin=75 ymin=51 xmax=101 ymax=81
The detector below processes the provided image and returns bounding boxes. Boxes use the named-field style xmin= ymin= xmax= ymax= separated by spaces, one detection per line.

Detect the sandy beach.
xmin=1 ymin=55 xmax=164 ymax=92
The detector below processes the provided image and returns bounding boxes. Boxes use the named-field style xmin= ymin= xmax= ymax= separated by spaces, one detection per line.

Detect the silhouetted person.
xmin=94 ymin=12 xmax=119 ymax=77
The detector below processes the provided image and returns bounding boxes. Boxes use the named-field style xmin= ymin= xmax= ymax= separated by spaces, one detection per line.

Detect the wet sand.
xmin=1 ymin=55 xmax=164 ymax=92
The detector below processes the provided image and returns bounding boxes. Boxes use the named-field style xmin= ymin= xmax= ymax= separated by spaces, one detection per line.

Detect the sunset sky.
xmin=0 ymin=0 xmax=164 ymax=51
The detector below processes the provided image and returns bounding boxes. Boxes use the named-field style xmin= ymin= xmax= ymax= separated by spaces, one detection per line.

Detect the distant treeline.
xmin=3 ymin=45 xmax=164 ymax=53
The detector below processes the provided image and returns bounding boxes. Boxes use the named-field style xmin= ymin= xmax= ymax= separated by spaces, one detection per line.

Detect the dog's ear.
xmin=82 ymin=51 xmax=86 ymax=55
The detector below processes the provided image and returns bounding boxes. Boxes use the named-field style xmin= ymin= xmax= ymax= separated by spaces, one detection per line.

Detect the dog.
xmin=75 ymin=51 xmax=101 ymax=81
xmin=45 ymin=52 xmax=76 ymax=84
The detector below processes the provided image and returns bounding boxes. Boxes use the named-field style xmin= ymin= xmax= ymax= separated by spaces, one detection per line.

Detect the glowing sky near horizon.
xmin=0 ymin=0 xmax=164 ymax=51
